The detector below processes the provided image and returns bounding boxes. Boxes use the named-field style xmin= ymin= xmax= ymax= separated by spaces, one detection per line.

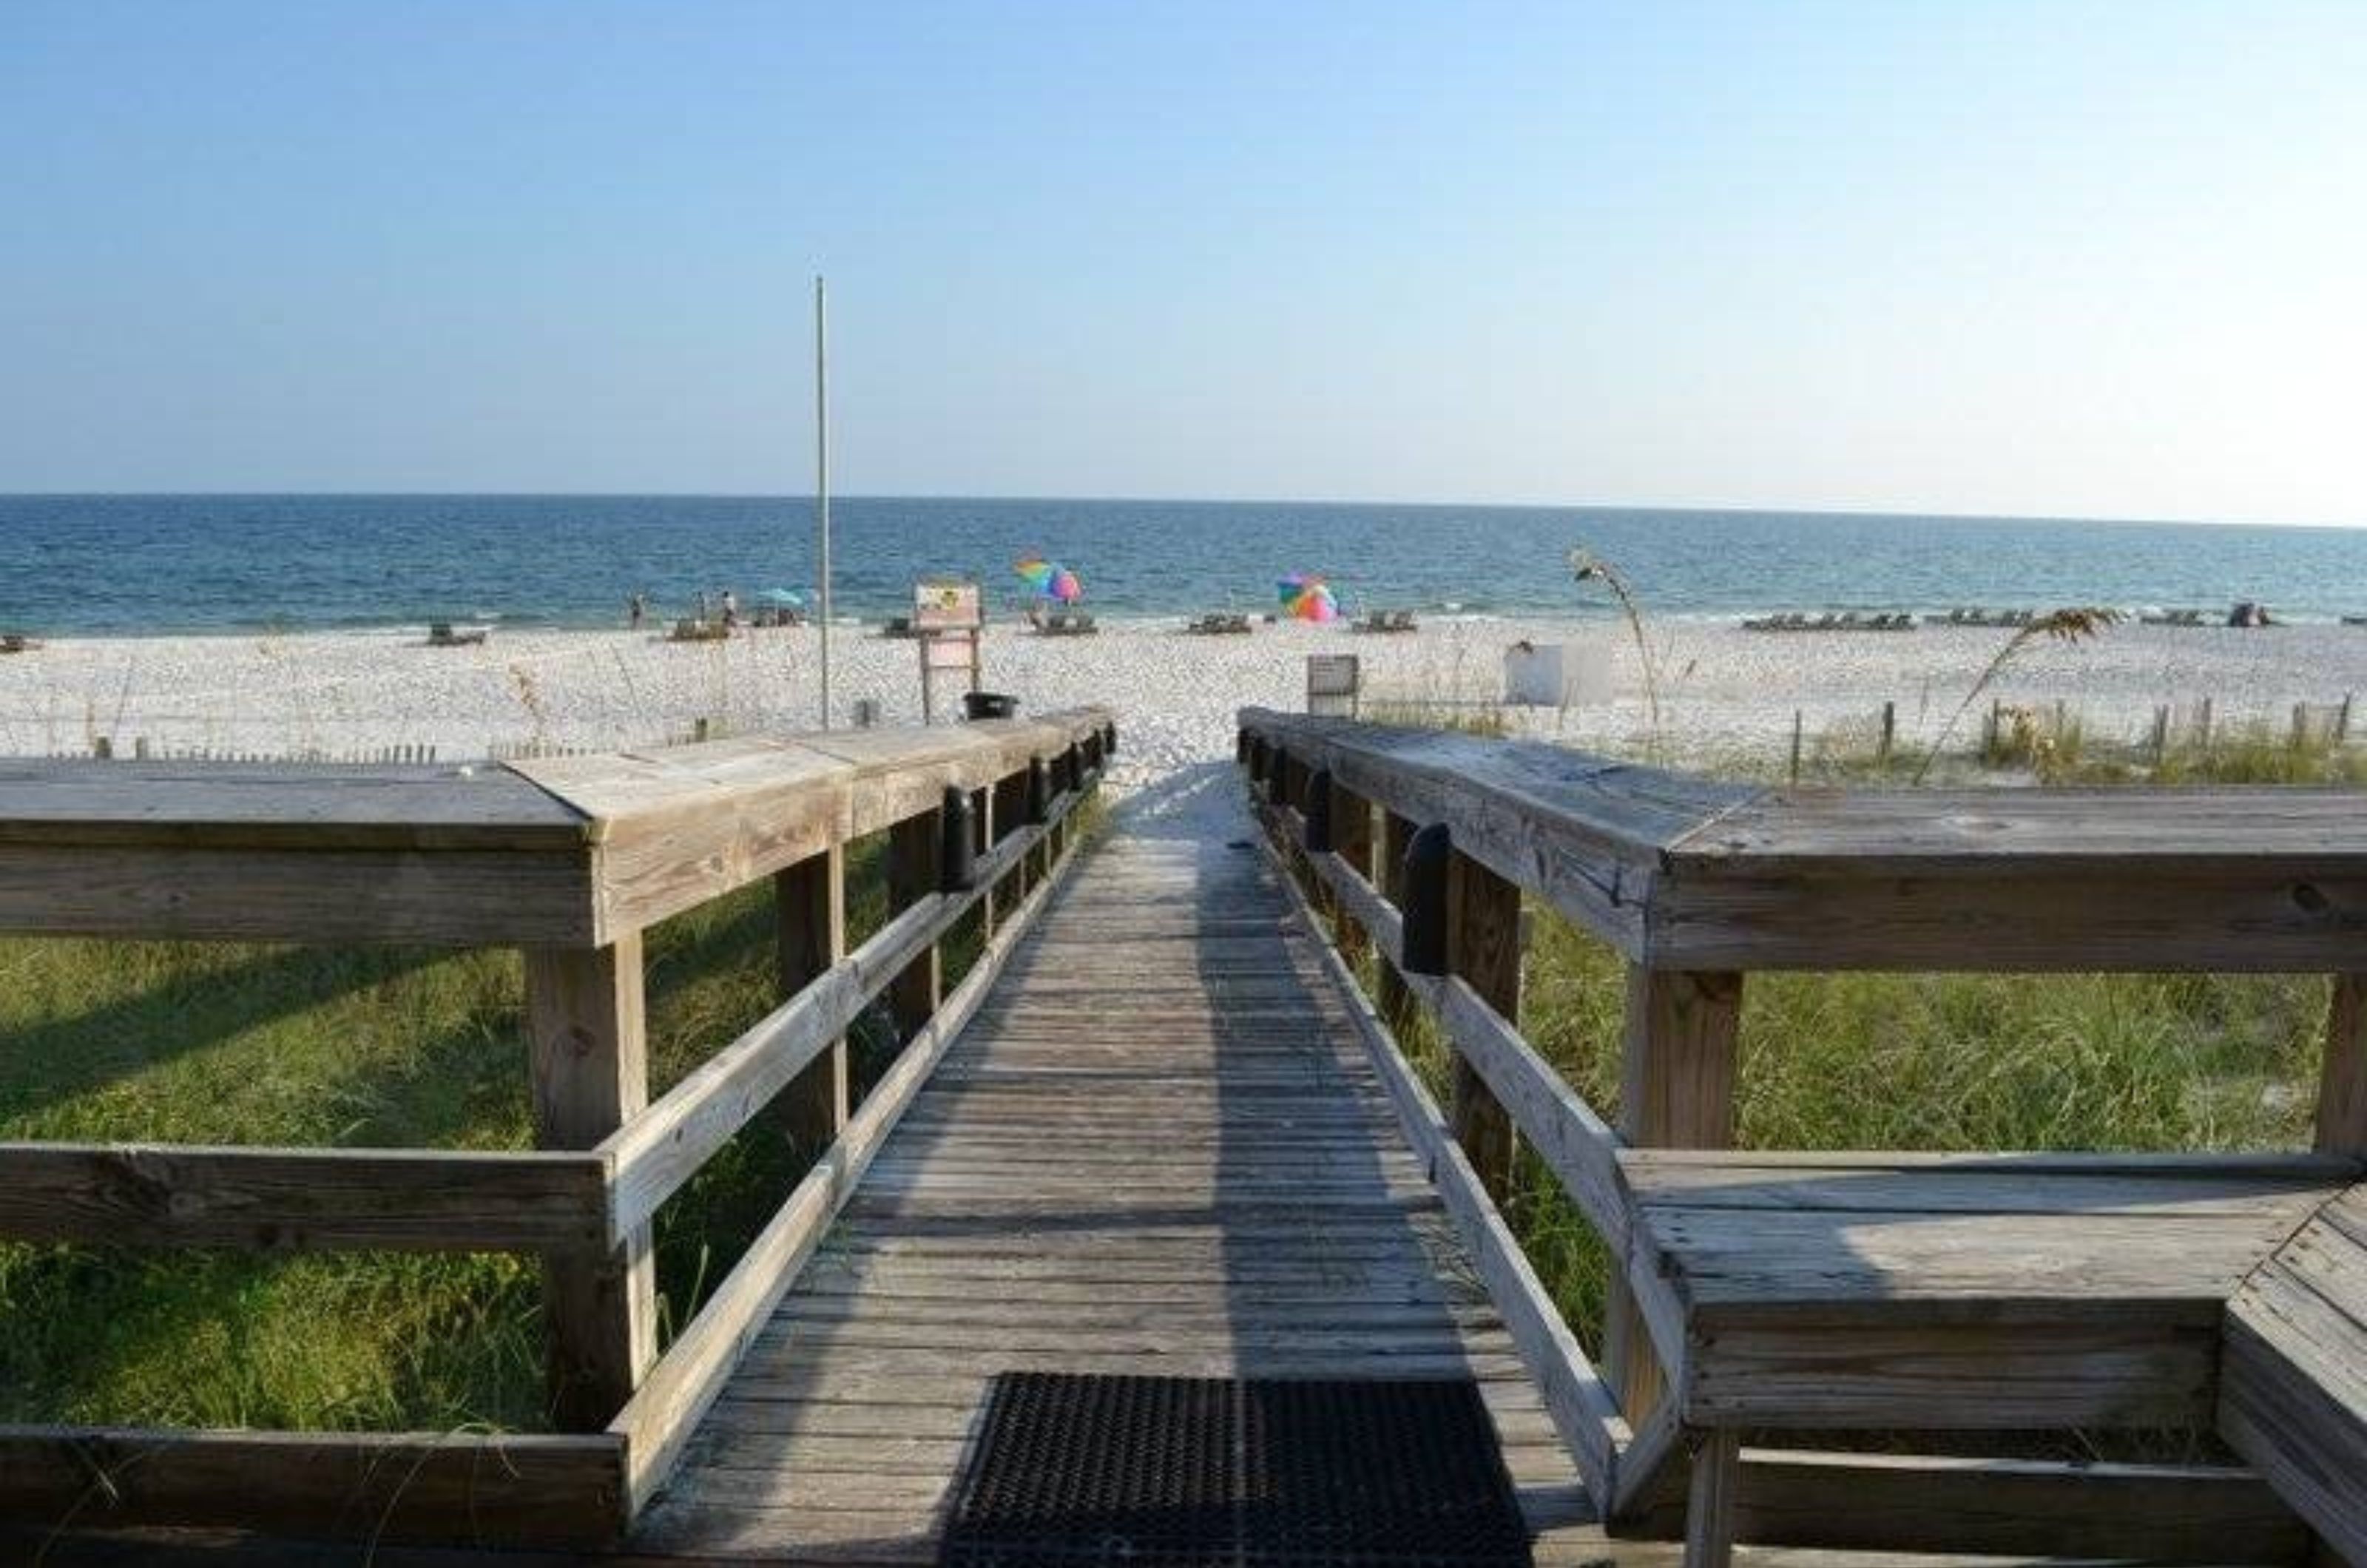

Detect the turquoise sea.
xmin=1 ymin=495 xmax=2362 ymax=635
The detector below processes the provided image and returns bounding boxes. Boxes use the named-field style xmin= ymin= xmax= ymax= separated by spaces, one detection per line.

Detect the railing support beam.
xmin=1448 ymin=850 xmax=1523 ymax=1203
xmin=888 ymin=807 xmax=945 ymax=1038
xmin=1329 ymin=777 xmax=1373 ymax=970
xmin=2318 ymin=973 xmax=2367 ymax=1156
xmin=1377 ymin=811 xmax=1416 ymax=1024
xmin=1608 ymin=964 xmax=1743 ymax=1427
xmin=774 ymin=846 xmax=848 ymax=1158
xmin=527 ymin=936 xmax=657 ymax=1431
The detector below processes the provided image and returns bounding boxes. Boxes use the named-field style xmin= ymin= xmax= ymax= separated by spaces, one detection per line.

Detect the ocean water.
xmin=1 ymin=494 xmax=2362 ymax=635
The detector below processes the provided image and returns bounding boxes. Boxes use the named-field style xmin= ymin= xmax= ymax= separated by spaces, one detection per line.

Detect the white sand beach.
xmin=3 ymin=615 xmax=2363 ymax=787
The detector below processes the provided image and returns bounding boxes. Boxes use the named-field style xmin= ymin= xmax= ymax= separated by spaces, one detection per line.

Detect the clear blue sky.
xmin=2 ymin=1 xmax=2360 ymax=521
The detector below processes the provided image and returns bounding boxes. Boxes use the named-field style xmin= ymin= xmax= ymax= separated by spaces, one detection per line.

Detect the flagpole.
xmin=814 ymin=274 xmax=832 ymax=730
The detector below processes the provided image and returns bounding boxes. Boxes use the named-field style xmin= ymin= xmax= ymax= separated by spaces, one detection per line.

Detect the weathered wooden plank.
xmin=601 ymin=894 xmax=945 ymax=1242
xmin=1448 ymin=848 xmax=1523 ymax=1201
xmin=1632 ymin=1448 xmax=2312 ymax=1564
xmin=1254 ymin=827 xmax=1629 ymax=1505
xmin=1647 ymin=868 xmax=2367 ymax=973
xmin=528 ymin=937 xmax=656 ymax=1433
xmin=607 ymin=819 xmax=1087 ymax=1515
xmin=2320 ymin=974 xmax=2367 ymax=1158
xmin=1685 ymin=1429 xmax=1740 ymax=1568
xmin=0 ymin=1426 xmax=624 ymax=1545
xmin=885 ymin=808 xmax=942 ymax=1038
xmin=2218 ymin=1237 xmax=2367 ymax=1566
xmin=0 ymin=841 xmax=596 ymax=944
xmin=1684 ymin=1317 xmax=2221 ymax=1428
xmin=775 ymin=846 xmax=848 ymax=1157
xmin=1238 ymin=707 xmax=1760 ymax=956
xmin=0 ymin=759 xmax=588 ymax=849
xmin=0 ymin=1143 xmax=605 ymax=1251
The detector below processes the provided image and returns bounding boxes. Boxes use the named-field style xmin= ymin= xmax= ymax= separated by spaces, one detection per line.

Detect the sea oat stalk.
xmin=1568 ymin=548 xmax=1663 ymax=755
xmin=1914 ymin=606 xmax=2123 ymax=784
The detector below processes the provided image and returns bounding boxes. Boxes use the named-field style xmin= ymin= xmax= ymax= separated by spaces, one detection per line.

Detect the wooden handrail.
xmin=1239 ymin=705 xmax=2367 ymax=973
xmin=0 ymin=1143 xmax=608 ymax=1251
xmin=0 ymin=711 xmax=1115 ymax=1544
xmin=1237 ymin=708 xmax=2367 ymax=1563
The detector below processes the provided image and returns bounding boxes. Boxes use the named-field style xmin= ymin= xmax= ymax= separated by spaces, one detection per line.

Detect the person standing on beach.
xmin=627 ymin=591 xmax=646 ymax=629
xmin=696 ymin=589 xmax=711 ymax=625
xmin=721 ymin=588 xmax=739 ymax=628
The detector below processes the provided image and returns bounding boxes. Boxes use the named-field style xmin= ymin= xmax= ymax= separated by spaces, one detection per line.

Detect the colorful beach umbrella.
xmin=760 ymin=587 xmax=806 ymax=608
xmin=1278 ymin=573 xmax=1341 ymax=623
xmin=1014 ymin=558 xmax=1084 ymax=603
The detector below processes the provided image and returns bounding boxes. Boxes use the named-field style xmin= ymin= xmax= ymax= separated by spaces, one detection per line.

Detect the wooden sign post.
xmin=914 ymin=578 xmax=983 ymax=722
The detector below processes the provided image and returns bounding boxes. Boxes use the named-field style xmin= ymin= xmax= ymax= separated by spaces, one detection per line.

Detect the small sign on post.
xmin=1307 ymin=654 xmax=1360 ymax=718
xmin=914 ymin=578 xmax=984 ymax=723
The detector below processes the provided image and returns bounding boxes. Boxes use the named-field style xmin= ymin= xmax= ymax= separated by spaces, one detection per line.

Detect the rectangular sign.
xmin=914 ymin=578 xmax=983 ymax=631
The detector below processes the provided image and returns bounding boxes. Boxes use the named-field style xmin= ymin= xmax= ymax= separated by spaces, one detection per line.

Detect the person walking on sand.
xmin=696 ymin=589 xmax=711 ymax=625
xmin=627 ymin=591 xmax=646 ymax=630
xmin=721 ymin=588 xmax=740 ymax=629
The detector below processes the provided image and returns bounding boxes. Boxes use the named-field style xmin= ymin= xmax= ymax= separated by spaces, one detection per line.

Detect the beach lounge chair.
xmin=1186 ymin=613 xmax=1253 ymax=635
xmin=668 ymin=618 xmax=730 ymax=643
xmin=426 ymin=621 xmax=488 ymax=647
xmin=1039 ymin=611 xmax=1099 ymax=636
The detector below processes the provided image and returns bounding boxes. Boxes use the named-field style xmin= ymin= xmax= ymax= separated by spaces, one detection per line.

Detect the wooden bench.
xmin=2220 ymin=1182 xmax=2367 ymax=1563
xmin=1624 ymin=1149 xmax=2355 ymax=1435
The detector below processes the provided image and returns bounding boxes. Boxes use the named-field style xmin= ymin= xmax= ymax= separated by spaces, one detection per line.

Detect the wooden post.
xmin=1877 ymin=700 xmax=1894 ymax=766
xmin=774 ymin=847 xmax=847 ymax=1158
xmin=2198 ymin=695 xmax=2215 ymax=750
xmin=1447 ymin=851 xmax=1522 ymax=1201
xmin=2318 ymin=973 xmax=2367 ymax=1158
xmin=887 ymin=807 xmax=942 ymax=1039
xmin=1377 ymin=811 xmax=1415 ymax=1024
xmin=1787 ymin=711 xmax=1802 ymax=784
xmin=2340 ymin=693 xmax=2354 ymax=743
xmin=1607 ymin=965 xmax=1743 ymax=1426
xmin=1684 ymin=1429 xmax=1741 ymax=1568
xmin=1330 ymin=777 xmax=1374 ymax=969
xmin=526 ymin=936 xmax=656 ymax=1430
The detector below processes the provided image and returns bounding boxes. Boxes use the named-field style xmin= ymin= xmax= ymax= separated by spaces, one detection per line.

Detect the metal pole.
xmin=815 ymin=275 xmax=832 ymax=730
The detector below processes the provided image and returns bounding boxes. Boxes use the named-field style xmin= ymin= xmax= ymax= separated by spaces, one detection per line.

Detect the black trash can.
xmin=962 ymin=691 xmax=1020 ymax=721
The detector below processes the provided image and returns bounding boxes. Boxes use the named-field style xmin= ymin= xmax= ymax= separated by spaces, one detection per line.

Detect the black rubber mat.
xmin=939 ymin=1373 xmax=1533 ymax=1567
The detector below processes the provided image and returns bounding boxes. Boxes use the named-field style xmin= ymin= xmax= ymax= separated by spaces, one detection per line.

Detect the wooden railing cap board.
xmin=0 ymin=711 xmax=1110 ymax=946
xmin=516 ymin=709 xmax=1110 ymax=939
xmin=1672 ymin=787 xmax=2367 ymax=879
xmin=1243 ymin=708 xmax=2367 ymax=972
xmin=0 ymin=759 xmax=590 ymax=851
xmin=1237 ymin=708 xmax=1757 ymax=953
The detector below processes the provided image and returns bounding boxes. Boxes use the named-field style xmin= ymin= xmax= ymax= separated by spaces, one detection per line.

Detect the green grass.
xmin=0 ymin=793 xmax=1092 ymax=1436
xmin=0 ymin=842 xmax=904 ymax=1433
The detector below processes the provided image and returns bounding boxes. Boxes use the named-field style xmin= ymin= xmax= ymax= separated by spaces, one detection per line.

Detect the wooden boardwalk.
xmin=634 ymin=784 xmax=1599 ymax=1562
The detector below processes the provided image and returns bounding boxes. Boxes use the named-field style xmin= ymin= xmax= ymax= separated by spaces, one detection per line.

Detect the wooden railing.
xmin=1236 ymin=706 xmax=2367 ymax=1560
xmin=0 ymin=709 xmax=1113 ymax=1545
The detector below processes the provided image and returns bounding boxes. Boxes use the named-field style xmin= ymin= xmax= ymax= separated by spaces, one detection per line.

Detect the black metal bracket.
xmin=1303 ymin=768 xmax=1333 ymax=854
xmin=940 ymin=785 xmax=979 ymax=892
xmin=1400 ymin=822 xmax=1453 ymax=976
xmin=1026 ymin=757 xmax=1052 ymax=825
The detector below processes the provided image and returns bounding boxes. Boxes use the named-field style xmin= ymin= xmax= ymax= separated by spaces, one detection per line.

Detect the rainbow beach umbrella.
xmin=1015 ymin=558 xmax=1084 ymax=603
xmin=1277 ymin=573 xmax=1341 ymax=623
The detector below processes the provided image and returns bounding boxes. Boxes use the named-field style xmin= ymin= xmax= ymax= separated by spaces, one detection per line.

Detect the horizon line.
xmin=2 ymin=490 xmax=2363 ymax=533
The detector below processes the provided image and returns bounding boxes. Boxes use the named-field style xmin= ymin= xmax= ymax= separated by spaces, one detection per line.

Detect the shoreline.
xmin=5 ymin=616 xmax=2363 ymax=781
xmin=9 ymin=615 xmax=2357 ymax=781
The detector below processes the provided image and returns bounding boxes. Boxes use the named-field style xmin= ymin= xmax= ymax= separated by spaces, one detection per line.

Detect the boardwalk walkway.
xmin=635 ymin=767 xmax=1598 ymax=1562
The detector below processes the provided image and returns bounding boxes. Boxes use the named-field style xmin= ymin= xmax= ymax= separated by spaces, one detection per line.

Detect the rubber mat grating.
xmin=939 ymin=1373 xmax=1533 ymax=1568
